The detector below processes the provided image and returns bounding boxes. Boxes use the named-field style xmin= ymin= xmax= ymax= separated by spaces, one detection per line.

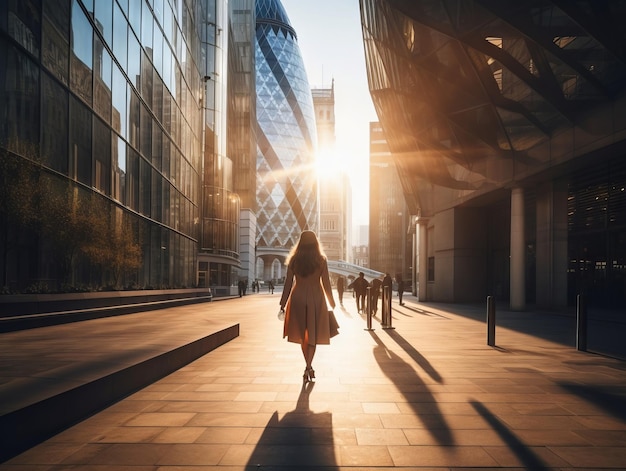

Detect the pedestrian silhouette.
xmin=336 ymin=275 xmax=345 ymax=306
xmin=349 ymin=272 xmax=369 ymax=314
xmin=396 ymin=274 xmax=405 ymax=305
xmin=279 ymin=231 xmax=338 ymax=382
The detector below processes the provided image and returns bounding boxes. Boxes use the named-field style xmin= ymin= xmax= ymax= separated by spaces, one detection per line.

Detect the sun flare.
xmin=315 ymin=147 xmax=341 ymax=180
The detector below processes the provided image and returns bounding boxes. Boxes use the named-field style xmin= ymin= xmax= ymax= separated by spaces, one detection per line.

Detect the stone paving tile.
xmin=2 ymin=293 xmax=626 ymax=469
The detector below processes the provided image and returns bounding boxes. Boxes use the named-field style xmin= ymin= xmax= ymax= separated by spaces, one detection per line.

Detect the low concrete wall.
xmin=0 ymin=289 xmax=213 ymax=332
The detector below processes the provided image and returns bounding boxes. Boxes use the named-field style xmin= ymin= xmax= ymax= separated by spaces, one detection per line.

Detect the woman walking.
xmin=279 ymin=230 xmax=337 ymax=382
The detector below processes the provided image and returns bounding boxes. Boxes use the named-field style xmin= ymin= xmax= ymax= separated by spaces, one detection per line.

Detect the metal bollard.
xmin=381 ymin=286 xmax=389 ymax=327
xmin=487 ymin=296 xmax=496 ymax=346
xmin=576 ymin=294 xmax=587 ymax=351
xmin=364 ymin=287 xmax=374 ymax=331
xmin=382 ymin=286 xmax=394 ymax=329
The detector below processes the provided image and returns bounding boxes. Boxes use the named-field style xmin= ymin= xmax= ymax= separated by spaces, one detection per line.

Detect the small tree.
xmin=82 ymin=204 xmax=142 ymax=289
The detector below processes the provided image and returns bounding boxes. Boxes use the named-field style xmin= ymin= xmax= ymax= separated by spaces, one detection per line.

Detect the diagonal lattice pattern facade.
xmin=255 ymin=0 xmax=318 ymax=250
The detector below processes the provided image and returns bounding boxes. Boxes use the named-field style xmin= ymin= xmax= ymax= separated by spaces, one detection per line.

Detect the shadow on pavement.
xmin=369 ymin=331 xmax=454 ymax=445
xmin=470 ymin=400 xmax=550 ymax=470
xmin=245 ymin=380 xmax=337 ymax=468
xmin=558 ymin=382 xmax=626 ymax=422
xmin=383 ymin=328 xmax=443 ymax=383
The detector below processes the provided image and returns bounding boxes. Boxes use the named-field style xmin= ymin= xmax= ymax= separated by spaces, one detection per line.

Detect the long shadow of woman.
xmin=245 ymin=380 xmax=337 ymax=469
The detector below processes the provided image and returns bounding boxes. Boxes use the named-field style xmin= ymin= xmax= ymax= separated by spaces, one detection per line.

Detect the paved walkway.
xmin=1 ymin=291 xmax=626 ymax=469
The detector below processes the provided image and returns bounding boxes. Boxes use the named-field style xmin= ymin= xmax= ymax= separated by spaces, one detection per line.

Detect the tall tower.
xmin=312 ymin=81 xmax=351 ymax=263
xmin=255 ymin=0 xmax=318 ymax=281
xmin=369 ymin=122 xmax=410 ymax=279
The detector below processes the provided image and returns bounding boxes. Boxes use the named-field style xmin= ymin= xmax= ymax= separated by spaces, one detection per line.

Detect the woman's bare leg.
xmin=300 ymin=330 xmax=317 ymax=379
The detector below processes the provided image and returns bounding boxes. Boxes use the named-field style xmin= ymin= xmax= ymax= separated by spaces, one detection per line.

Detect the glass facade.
xmin=368 ymin=122 xmax=410 ymax=280
xmin=255 ymin=0 xmax=318 ymax=251
xmin=197 ymin=0 xmax=242 ymax=293
xmin=360 ymin=0 xmax=626 ymax=214
xmin=0 ymin=0 xmax=208 ymax=291
xmin=360 ymin=0 xmax=626 ymax=309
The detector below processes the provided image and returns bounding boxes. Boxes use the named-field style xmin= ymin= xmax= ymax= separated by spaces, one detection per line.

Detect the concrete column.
xmin=418 ymin=220 xmax=428 ymax=301
xmin=510 ymin=187 xmax=525 ymax=310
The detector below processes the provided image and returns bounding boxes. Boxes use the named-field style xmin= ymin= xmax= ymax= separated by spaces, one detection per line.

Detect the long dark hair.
xmin=286 ymin=231 xmax=326 ymax=277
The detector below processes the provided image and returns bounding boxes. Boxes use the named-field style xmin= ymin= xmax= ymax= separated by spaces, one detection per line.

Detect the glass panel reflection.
xmin=93 ymin=36 xmax=112 ymax=123
xmin=113 ymin=134 xmax=126 ymax=204
xmin=42 ymin=73 xmax=69 ymax=174
xmin=93 ymin=116 xmax=111 ymax=194
xmin=112 ymin=64 xmax=127 ymax=138
xmin=70 ymin=96 xmax=92 ymax=185
xmin=71 ymin=0 xmax=93 ymax=104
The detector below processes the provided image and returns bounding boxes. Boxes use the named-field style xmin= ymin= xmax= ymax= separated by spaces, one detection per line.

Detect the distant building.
xmin=255 ymin=0 xmax=318 ymax=281
xmin=312 ymin=82 xmax=352 ymax=262
xmin=354 ymin=224 xmax=369 ymax=247
xmin=368 ymin=122 xmax=411 ymax=281
xmin=352 ymin=244 xmax=369 ymax=269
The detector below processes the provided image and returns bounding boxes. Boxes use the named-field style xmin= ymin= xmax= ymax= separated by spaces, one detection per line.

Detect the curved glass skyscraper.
xmin=255 ymin=0 xmax=318 ymax=275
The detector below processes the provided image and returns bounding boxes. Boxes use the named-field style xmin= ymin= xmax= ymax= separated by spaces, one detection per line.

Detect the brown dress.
xmin=280 ymin=258 xmax=336 ymax=345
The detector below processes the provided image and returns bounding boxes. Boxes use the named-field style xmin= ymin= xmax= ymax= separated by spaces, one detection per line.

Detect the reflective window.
xmin=127 ymin=148 xmax=140 ymax=210
xmin=153 ymin=0 xmax=164 ymax=27
xmin=151 ymin=169 xmax=163 ymax=222
xmin=142 ymin=1 xmax=153 ymax=59
xmin=42 ymin=73 xmax=69 ymax=174
xmin=113 ymin=134 xmax=126 ymax=203
xmin=70 ymin=96 xmax=92 ymax=185
xmin=93 ymin=36 xmax=112 ymax=123
xmin=94 ymin=0 xmax=112 ymax=47
xmin=152 ymin=120 xmax=162 ymax=170
xmin=141 ymin=49 xmax=153 ymax=107
xmin=153 ymin=25 xmax=163 ymax=78
xmin=42 ymin=1 xmax=70 ymax=85
xmin=162 ymin=136 xmax=170 ymax=178
xmin=153 ymin=74 xmax=163 ymax=123
xmin=127 ymin=30 xmax=141 ymax=90
xmin=116 ymin=0 xmax=128 ymax=17
xmin=163 ymin=88 xmax=172 ymax=134
xmin=171 ymin=101 xmax=179 ymax=148
xmin=140 ymin=103 xmax=152 ymax=159
xmin=163 ymin=2 xmax=173 ymax=45
xmin=128 ymin=89 xmax=140 ymax=149
xmin=0 ymin=40 xmax=40 ymax=152
xmin=6 ymin=0 xmax=41 ymax=58
xmin=110 ymin=66 xmax=126 ymax=140
xmin=93 ymin=116 xmax=111 ymax=194
xmin=163 ymin=179 xmax=171 ymax=226
xmin=70 ymin=0 xmax=93 ymax=104
xmin=162 ymin=43 xmax=172 ymax=92
xmin=255 ymin=10 xmax=319 ymax=246
xmin=128 ymin=0 xmax=141 ymax=37
xmin=139 ymin=155 xmax=151 ymax=215
xmin=113 ymin=2 xmax=127 ymax=71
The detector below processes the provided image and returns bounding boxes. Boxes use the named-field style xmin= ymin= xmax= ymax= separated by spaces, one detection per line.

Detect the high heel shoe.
xmin=303 ymin=368 xmax=310 ymax=382
xmin=308 ymin=368 xmax=315 ymax=380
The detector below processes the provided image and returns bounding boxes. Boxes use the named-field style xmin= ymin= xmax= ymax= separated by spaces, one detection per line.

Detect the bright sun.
xmin=315 ymin=147 xmax=342 ymax=179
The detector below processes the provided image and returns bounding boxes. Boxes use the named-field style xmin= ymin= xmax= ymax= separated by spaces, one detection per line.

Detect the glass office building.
xmin=361 ymin=0 xmax=626 ymax=310
xmin=368 ymin=122 xmax=410 ymax=281
xmin=254 ymin=0 xmax=318 ymax=276
xmin=0 ymin=0 xmax=246 ymax=292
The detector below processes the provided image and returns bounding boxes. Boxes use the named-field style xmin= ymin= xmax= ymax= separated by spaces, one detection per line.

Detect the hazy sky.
xmin=279 ymin=0 xmax=378 ymax=228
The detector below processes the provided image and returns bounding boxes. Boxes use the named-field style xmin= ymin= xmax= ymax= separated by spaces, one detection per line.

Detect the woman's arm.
xmin=279 ymin=264 xmax=294 ymax=308
xmin=320 ymin=259 xmax=336 ymax=309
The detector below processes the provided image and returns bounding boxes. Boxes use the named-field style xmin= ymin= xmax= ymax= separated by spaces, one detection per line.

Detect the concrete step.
xmin=0 ymin=314 xmax=239 ymax=462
